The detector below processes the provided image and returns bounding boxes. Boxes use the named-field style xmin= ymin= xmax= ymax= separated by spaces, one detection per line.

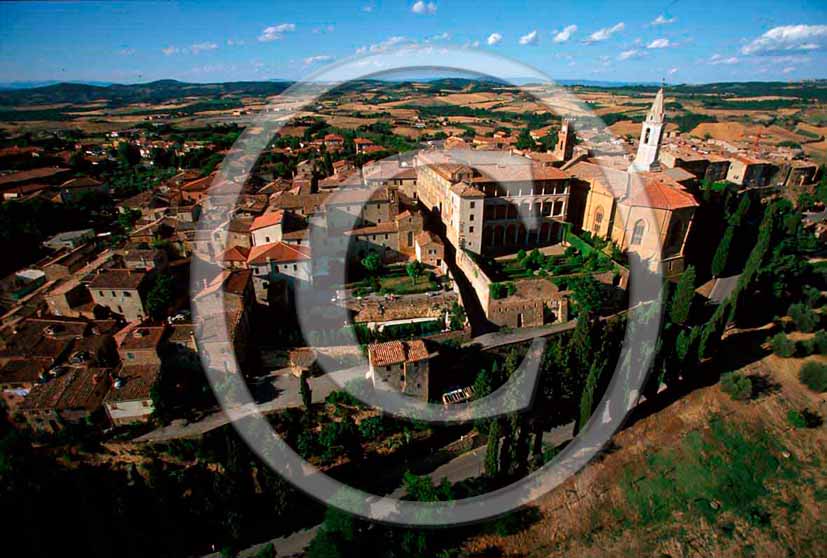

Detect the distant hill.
xmin=0 ymin=79 xmax=293 ymax=107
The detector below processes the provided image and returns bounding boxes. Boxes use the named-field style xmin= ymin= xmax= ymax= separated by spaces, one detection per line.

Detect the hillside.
xmin=461 ymin=328 xmax=827 ymax=558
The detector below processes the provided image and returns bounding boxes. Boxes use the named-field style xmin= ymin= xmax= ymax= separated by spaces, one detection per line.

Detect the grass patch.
xmin=621 ymin=416 xmax=796 ymax=528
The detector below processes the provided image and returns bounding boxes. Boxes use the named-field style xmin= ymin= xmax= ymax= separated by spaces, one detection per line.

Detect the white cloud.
xmin=647 ymin=38 xmax=671 ymax=49
xmin=519 ymin=30 xmax=538 ymax=46
xmin=429 ymin=32 xmax=450 ymax=41
xmin=708 ymin=53 xmax=739 ymax=65
xmin=584 ymin=22 xmax=624 ymax=44
xmin=189 ymin=42 xmax=218 ymax=54
xmin=651 ymin=14 xmax=677 ymax=26
xmin=553 ymin=25 xmax=577 ymax=43
xmin=411 ymin=1 xmax=437 ymax=15
xmin=668 ymin=67 xmax=679 ymax=75
xmin=226 ymin=39 xmax=245 ymax=46
xmin=362 ymin=3 xmax=374 ymax=12
xmin=313 ymin=25 xmax=335 ymax=34
xmin=117 ymin=48 xmax=135 ymax=56
xmin=304 ymin=55 xmax=333 ymax=66
xmin=782 ymin=66 xmax=796 ymax=74
xmin=162 ymin=46 xmax=179 ymax=56
xmin=487 ymin=32 xmax=502 ymax=46
xmin=618 ymin=49 xmax=642 ymax=61
xmin=357 ymin=36 xmax=411 ymax=55
xmin=258 ymin=23 xmax=296 ymax=42
xmin=741 ymin=24 xmax=827 ymax=55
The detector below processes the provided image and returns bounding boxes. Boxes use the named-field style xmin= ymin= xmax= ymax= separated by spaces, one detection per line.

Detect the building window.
xmin=631 ymin=219 xmax=646 ymax=246
xmin=127 ymin=352 xmax=135 ymax=360
xmin=593 ymin=207 xmax=604 ymax=233
xmin=265 ymin=236 xmax=270 ymax=242
xmin=123 ymin=291 xmax=131 ymax=297
xmin=469 ymin=226 xmax=475 ymax=233
xmin=470 ymin=201 xmax=475 ymax=208
xmin=644 ymin=127 xmax=651 ymax=144
xmin=293 ymin=264 xmax=297 ymax=271
xmin=99 ymin=290 xmax=105 ymax=297
xmin=469 ymin=213 xmax=474 ymax=221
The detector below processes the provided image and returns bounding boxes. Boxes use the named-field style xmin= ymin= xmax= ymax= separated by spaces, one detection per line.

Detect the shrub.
xmin=721 ymin=373 xmax=752 ymax=401
xmin=803 ymin=285 xmax=822 ymax=308
xmin=787 ymin=408 xmax=823 ymax=429
xmin=789 ymin=302 xmax=819 ymax=333
xmin=770 ymin=332 xmax=796 ymax=357
xmin=813 ymin=330 xmax=827 ymax=354
xmin=799 ymin=362 xmax=827 ymax=392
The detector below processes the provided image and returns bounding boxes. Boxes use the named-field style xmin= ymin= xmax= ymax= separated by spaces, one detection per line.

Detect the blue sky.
xmin=0 ymin=0 xmax=825 ymax=84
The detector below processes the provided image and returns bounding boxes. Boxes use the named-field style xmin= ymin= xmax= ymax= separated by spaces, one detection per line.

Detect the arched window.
xmin=593 ymin=207 xmax=604 ymax=233
xmin=643 ymin=127 xmax=651 ymax=144
xmin=631 ymin=219 xmax=646 ymax=246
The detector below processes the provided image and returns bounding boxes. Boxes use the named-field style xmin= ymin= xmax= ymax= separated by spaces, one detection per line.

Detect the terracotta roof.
xmin=416 ymin=231 xmax=442 ymax=246
xmin=450 ymin=182 xmax=485 ymax=198
xmin=624 ymin=173 xmax=699 ymax=210
xmin=354 ymin=137 xmax=374 ymax=145
xmin=220 ymin=245 xmax=251 ymax=262
xmin=247 ymin=242 xmax=311 ymax=265
xmin=324 ymin=133 xmax=344 ymax=142
xmin=118 ymin=324 xmax=165 ymax=351
xmin=325 ymin=187 xmax=389 ymax=205
xmin=21 ymin=366 xmax=110 ymax=412
xmin=89 ymin=269 xmax=147 ymax=290
xmin=106 ymin=364 xmax=160 ymax=402
xmin=0 ymin=358 xmax=51 ymax=384
xmin=0 ymin=167 xmax=69 ymax=187
xmin=194 ymin=269 xmax=251 ymax=299
xmin=250 ymin=209 xmax=285 ymax=231
xmin=227 ymin=216 xmax=253 ymax=233
xmin=470 ymin=163 xmax=569 ymax=183
xmin=343 ymin=222 xmax=398 ymax=236
xmin=368 ymin=340 xmax=430 ymax=367
xmin=181 ymin=173 xmax=216 ymax=192
xmin=566 ymin=161 xmax=630 ymax=198
xmin=60 ymin=176 xmax=104 ymax=189
xmin=282 ymin=228 xmax=309 ymax=240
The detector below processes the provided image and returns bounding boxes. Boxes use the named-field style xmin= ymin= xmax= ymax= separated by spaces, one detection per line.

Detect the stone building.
xmin=367 ymin=339 xmax=434 ymax=401
xmin=416 ymin=150 xmax=571 ymax=255
xmin=89 ymin=269 xmax=150 ymax=322
xmin=415 ymin=231 xmax=444 ymax=270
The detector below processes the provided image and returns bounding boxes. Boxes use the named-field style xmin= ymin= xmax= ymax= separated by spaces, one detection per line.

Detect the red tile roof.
xmin=368 ymin=340 xmax=430 ymax=367
xmin=250 ymin=209 xmax=285 ymax=231
xmin=625 ymin=173 xmax=699 ymax=210
xmin=220 ymin=245 xmax=251 ymax=262
xmin=106 ymin=364 xmax=159 ymax=402
xmin=247 ymin=242 xmax=312 ymax=265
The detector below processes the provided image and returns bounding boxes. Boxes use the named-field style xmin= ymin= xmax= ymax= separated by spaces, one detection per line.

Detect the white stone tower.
xmin=630 ymin=88 xmax=665 ymax=172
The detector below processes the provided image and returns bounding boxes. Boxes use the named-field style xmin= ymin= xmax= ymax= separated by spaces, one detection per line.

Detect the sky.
xmin=0 ymin=0 xmax=826 ymax=85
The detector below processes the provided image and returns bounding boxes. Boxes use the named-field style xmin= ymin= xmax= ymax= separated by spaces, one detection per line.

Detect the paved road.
xmin=136 ymin=320 xmax=575 ymax=443
xmin=134 ymin=366 xmax=365 ymax=442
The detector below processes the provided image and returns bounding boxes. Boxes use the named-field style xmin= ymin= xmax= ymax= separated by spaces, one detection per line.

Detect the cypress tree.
xmin=711 ymin=225 xmax=735 ymax=277
xmin=577 ymin=354 xmax=607 ymax=435
xmin=484 ymin=419 xmax=502 ymax=478
xmin=300 ymin=371 xmax=312 ymax=411
xmin=669 ymin=265 xmax=696 ymax=325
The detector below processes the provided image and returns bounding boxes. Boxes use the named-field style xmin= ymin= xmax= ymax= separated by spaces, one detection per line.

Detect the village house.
xmin=250 ymin=210 xmax=284 ymax=246
xmin=367 ymin=339 xmax=435 ymax=401
xmin=57 ymin=176 xmax=107 ymax=203
xmin=43 ymin=228 xmax=96 ymax=252
xmin=104 ymin=363 xmax=160 ymax=425
xmin=89 ymin=269 xmax=151 ymax=322
xmin=246 ymin=242 xmax=313 ymax=303
xmin=415 ymin=231 xmax=445 ymax=271
xmin=19 ymin=366 xmax=111 ymax=433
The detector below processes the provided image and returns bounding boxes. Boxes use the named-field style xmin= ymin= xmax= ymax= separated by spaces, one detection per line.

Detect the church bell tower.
xmin=630 ymin=88 xmax=665 ymax=172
